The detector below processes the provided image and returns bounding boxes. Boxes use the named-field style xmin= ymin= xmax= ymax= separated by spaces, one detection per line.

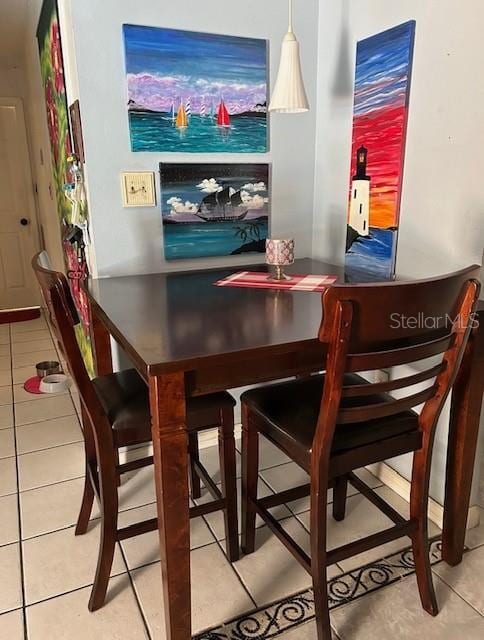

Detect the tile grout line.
xmin=20 ymin=496 xmax=215 ymax=546
xmin=117 ymin=544 xmax=153 ymax=640
xmin=12 ymin=410 xmax=79 ymax=431
xmin=20 ymin=537 xmax=221 ymax=619
xmin=199 ymin=504 xmax=258 ymax=610
xmin=207 ymin=530 xmax=258 ymax=611
xmin=8 ymin=322 xmax=28 ymax=640
xmin=15 ymin=435 xmax=83 ymax=457
xmin=431 ymin=566 xmax=484 ymax=619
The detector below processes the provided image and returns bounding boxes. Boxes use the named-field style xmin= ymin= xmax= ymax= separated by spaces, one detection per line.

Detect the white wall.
xmin=67 ymin=0 xmax=319 ymax=278
xmin=313 ymin=0 xmax=484 ymax=503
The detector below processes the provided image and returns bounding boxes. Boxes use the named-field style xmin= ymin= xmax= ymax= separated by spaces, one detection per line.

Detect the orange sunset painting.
xmin=345 ymin=21 xmax=416 ymax=280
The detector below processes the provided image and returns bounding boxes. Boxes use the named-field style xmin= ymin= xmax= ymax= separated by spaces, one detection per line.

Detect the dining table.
xmin=86 ymin=258 xmax=484 ymax=640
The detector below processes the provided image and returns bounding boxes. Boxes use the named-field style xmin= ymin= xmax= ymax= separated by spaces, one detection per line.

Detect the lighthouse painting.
xmin=345 ymin=21 xmax=416 ymax=280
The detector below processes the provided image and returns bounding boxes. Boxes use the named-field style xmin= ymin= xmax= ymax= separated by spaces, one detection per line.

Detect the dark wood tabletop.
xmin=87 ymin=258 xmax=345 ymax=376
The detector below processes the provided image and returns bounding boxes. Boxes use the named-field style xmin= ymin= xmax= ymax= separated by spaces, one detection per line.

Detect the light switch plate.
xmin=121 ymin=172 xmax=156 ymax=207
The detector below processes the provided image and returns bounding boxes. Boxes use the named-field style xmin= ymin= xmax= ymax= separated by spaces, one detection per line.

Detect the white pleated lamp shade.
xmin=269 ymin=30 xmax=309 ymax=113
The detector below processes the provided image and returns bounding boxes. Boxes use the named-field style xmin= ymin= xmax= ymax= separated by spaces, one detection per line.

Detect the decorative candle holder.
xmin=266 ymin=238 xmax=295 ymax=281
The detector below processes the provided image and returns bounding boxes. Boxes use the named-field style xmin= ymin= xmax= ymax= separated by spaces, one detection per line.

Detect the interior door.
xmin=0 ymin=98 xmax=40 ymax=310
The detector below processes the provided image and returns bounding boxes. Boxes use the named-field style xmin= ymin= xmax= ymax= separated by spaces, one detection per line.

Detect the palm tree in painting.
xmin=234 ymin=220 xmax=265 ymax=243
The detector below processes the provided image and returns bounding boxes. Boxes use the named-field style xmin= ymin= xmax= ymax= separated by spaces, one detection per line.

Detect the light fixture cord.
xmin=288 ymin=0 xmax=293 ymax=32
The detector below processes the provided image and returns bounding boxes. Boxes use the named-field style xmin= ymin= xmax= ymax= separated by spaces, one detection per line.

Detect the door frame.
xmin=0 ymin=96 xmax=41 ymax=310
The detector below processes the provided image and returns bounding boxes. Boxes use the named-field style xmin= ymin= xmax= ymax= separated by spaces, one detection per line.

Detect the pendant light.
xmin=269 ymin=0 xmax=309 ymax=113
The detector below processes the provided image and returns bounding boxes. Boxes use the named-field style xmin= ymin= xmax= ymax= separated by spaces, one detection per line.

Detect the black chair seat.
xmin=93 ymin=369 xmax=236 ymax=447
xmin=241 ymin=373 xmax=419 ymax=467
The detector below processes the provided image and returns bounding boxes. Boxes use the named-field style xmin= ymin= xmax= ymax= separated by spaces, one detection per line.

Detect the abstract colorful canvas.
xmin=160 ymin=164 xmax=270 ymax=260
xmin=37 ymin=0 xmax=72 ymax=222
xmin=123 ymin=25 xmax=268 ymax=153
xmin=345 ymin=21 xmax=415 ymax=280
xmin=37 ymin=0 xmax=93 ymax=376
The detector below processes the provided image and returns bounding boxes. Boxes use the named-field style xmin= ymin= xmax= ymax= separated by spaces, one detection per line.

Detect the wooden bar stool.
xmin=241 ymin=266 xmax=480 ymax=639
xmin=32 ymin=252 xmax=239 ymax=611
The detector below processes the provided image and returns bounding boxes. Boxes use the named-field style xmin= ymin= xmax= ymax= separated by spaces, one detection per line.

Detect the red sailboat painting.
xmin=217 ymin=99 xmax=231 ymax=127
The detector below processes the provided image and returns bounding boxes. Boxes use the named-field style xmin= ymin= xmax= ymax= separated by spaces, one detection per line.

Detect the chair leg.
xmin=332 ymin=475 xmax=348 ymax=522
xmin=88 ymin=445 xmax=119 ymax=612
xmin=218 ymin=407 xmax=240 ymax=562
xmin=410 ymin=435 xmax=439 ymax=617
xmin=114 ymin=447 xmax=121 ymax=488
xmin=311 ymin=479 xmax=332 ymax=640
xmin=188 ymin=431 xmax=202 ymax=500
xmin=75 ymin=467 xmax=95 ymax=536
xmin=241 ymin=404 xmax=259 ymax=555
xmin=76 ymin=406 xmax=96 ymax=535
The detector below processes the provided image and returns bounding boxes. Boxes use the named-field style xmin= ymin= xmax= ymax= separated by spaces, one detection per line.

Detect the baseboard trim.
xmin=0 ymin=307 xmax=41 ymax=324
xmin=197 ymin=424 xmax=242 ymax=449
xmin=367 ymin=461 xmax=481 ymax=531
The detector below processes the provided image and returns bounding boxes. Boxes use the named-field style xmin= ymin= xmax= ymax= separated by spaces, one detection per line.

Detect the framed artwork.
xmin=344 ymin=21 xmax=416 ymax=281
xmin=123 ymin=24 xmax=268 ymax=153
xmin=160 ymin=163 xmax=270 ymax=260
xmin=69 ymin=100 xmax=85 ymax=163
xmin=37 ymin=0 xmax=93 ymax=376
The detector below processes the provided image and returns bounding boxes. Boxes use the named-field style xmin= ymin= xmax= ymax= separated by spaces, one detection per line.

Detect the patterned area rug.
xmin=194 ymin=538 xmax=443 ymax=640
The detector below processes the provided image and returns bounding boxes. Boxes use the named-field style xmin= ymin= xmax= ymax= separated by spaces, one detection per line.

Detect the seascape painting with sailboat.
xmin=123 ymin=24 xmax=268 ymax=153
xmin=345 ymin=21 xmax=415 ymax=281
xmin=160 ymin=163 xmax=270 ymax=260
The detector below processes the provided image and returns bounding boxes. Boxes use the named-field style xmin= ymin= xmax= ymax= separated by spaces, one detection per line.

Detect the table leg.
xmin=89 ymin=304 xmax=113 ymax=376
xmin=149 ymin=372 xmax=191 ymax=640
xmin=442 ymin=315 xmax=484 ymax=565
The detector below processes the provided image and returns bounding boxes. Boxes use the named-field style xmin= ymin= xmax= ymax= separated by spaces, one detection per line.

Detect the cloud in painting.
xmin=240 ymin=192 xmax=268 ymax=209
xmin=240 ymin=182 xmax=266 ymax=193
xmin=126 ymin=72 xmax=267 ymax=114
xmin=167 ymin=196 xmax=198 ymax=214
xmin=197 ymin=178 xmax=222 ymax=193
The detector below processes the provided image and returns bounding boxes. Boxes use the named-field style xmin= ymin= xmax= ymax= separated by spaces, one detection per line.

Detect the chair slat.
xmin=342 ymin=363 xmax=445 ymax=397
xmin=337 ymin=385 xmax=436 ymax=424
xmin=346 ymin=333 xmax=454 ymax=372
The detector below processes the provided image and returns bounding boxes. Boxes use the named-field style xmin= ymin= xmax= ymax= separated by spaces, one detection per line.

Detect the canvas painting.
xmin=37 ymin=0 xmax=72 ymax=222
xmin=123 ymin=25 xmax=268 ymax=153
xmin=345 ymin=21 xmax=416 ymax=281
xmin=160 ymin=164 xmax=270 ymax=260
xmin=37 ymin=0 xmax=93 ymax=376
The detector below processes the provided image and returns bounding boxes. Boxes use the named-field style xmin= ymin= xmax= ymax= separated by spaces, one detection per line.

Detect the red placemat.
xmin=215 ymin=272 xmax=338 ymax=292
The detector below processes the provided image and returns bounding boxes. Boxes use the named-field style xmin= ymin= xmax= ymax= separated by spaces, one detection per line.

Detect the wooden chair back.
xmin=313 ymin=266 xmax=481 ymax=463
xmin=31 ymin=252 xmax=110 ymax=437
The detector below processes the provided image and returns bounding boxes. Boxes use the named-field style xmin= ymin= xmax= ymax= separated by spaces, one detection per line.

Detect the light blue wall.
xmin=68 ymin=0 xmax=320 ymax=278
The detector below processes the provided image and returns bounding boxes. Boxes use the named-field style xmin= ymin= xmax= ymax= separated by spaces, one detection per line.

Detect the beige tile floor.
xmin=0 ymin=315 xmax=484 ymax=639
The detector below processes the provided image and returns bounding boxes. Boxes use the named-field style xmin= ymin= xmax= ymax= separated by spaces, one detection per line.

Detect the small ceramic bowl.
xmin=39 ymin=374 xmax=71 ymax=394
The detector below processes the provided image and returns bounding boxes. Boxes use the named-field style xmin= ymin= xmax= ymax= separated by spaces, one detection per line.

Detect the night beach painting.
xmin=345 ymin=21 xmax=415 ymax=281
xmin=160 ymin=163 xmax=270 ymax=260
xmin=123 ymin=25 xmax=268 ymax=153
